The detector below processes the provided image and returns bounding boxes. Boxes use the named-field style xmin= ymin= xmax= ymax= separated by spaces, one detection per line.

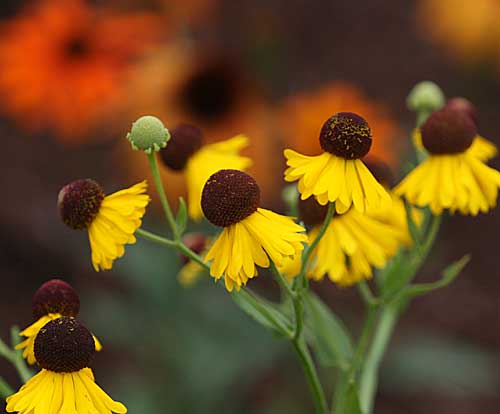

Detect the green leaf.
xmin=175 ymin=197 xmax=188 ymax=236
xmin=402 ymin=254 xmax=470 ymax=299
xmin=303 ymin=292 xmax=352 ymax=370
xmin=231 ymin=289 xmax=292 ymax=337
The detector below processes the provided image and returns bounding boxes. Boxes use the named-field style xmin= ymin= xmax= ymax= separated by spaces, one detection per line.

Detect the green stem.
xmin=293 ymin=339 xmax=329 ymax=414
xmin=358 ymin=305 xmax=399 ymax=414
xmin=297 ymin=203 xmax=335 ymax=285
xmin=0 ymin=330 xmax=33 ymax=384
xmin=348 ymin=305 xmax=379 ymax=383
xmin=270 ymin=261 xmax=297 ymax=299
xmin=0 ymin=375 xmax=13 ymax=398
xmin=147 ymin=152 xmax=179 ymax=240
xmin=136 ymin=228 xmax=208 ymax=270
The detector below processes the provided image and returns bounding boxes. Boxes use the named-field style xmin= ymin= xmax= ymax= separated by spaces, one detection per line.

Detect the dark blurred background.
xmin=1 ymin=0 xmax=500 ymax=413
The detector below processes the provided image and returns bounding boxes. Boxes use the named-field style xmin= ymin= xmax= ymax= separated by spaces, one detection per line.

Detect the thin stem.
xmin=0 ymin=375 xmax=13 ymax=398
xmin=0 ymin=331 xmax=33 ymax=384
xmin=358 ymin=305 xmax=398 ymax=414
xmin=136 ymin=228 xmax=209 ymax=270
xmin=297 ymin=203 xmax=335 ymax=285
xmin=270 ymin=261 xmax=297 ymax=298
xmin=357 ymin=281 xmax=379 ymax=307
xmin=136 ymin=228 xmax=176 ymax=247
xmin=293 ymin=339 xmax=329 ymax=414
xmin=348 ymin=305 xmax=379 ymax=383
xmin=147 ymin=152 xmax=179 ymax=240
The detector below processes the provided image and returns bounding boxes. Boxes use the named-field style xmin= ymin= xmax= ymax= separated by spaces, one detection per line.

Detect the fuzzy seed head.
xmin=58 ymin=179 xmax=104 ymax=230
xmin=319 ymin=112 xmax=372 ymax=159
xmin=32 ymin=279 xmax=80 ymax=320
xmin=34 ymin=317 xmax=95 ymax=372
xmin=201 ymin=169 xmax=260 ymax=227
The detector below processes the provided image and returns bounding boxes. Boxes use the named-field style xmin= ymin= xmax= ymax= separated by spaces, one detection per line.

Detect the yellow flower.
xmin=7 ymin=318 xmax=126 ymax=414
xmin=284 ymin=112 xmax=391 ymax=214
xmin=159 ymin=125 xmax=252 ymax=220
xmin=397 ymin=108 xmax=500 ymax=215
xmin=202 ymin=170 xmax=307 ymax=291
xmin=413 ymin=97 xmax=497 ymax=162
xmin=58 ymin=179 xmax=150 ymax=271
xmin=297 ymin=197 xmax=402 ymax=286
xmin=16 ymin=279 xmax=102 ymax=365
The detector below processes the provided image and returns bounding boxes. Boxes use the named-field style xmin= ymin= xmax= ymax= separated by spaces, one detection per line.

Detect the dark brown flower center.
xmin=159 ymin=124 xmax=203 ymax=171
xmin=58 ymin=179 xmax=105 ymax=230
xmin=421 ymin=108 xmax=476 ymax=154
xmin=319 ymin=112 xmax=372 ymax=159
xmin=201 ymin=169 xmax=260 ymax=227
xmin=32 ymin=279 xmax=80 ymax=320
xmin=34 ymin=317 xmax=95 ymax=373
xmin=298 ymin=197 xmax=328 ymax=227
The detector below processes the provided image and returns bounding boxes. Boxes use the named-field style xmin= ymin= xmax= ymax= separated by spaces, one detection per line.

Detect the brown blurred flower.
xmin=277 ymin=82 xmax=400 ymax=165
xmin=0 ymin=0 xmax=163 ymax=144
xmin=416 ymin=0 xmax=500 ymax=64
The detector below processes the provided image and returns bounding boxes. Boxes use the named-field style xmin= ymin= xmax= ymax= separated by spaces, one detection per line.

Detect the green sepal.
xmin=175 ymin=197 xmax=188 ymax=236
xmin=303 ymin=292 xmax=352 ymax=370
xmin=231 ymin=289 xmax=293 ymax=338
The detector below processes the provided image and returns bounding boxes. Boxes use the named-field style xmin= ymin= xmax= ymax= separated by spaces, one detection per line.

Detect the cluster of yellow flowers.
xmin=6 ymin=279 xmax=126 ymax=414
xmin=5 ymin=86 xmax=500 ymax=413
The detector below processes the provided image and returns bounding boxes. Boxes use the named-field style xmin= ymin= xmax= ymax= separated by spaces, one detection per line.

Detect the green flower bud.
xmin=406 ymin=81 xmax=445 ymax=114
xmin=126 ymin=116 xmax=170 ymax=154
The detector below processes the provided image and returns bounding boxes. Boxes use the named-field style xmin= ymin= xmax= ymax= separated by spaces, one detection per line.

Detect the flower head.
xmin=412 ymin=97 xmax=498 ymax=162
xmin=7 ymin=317 xmax=127 ymax=414
xmin=406 ymin=81 xmax=445 ymax=114
xmin=16 ymin=279 xmax=101 ymax=365
xmin=397 ymin=108 xmax=500 ymax=215
xmin=58 ymin=179 xmax=150 ymax=270
xmin=159 ymin=125 xmax=252 ymax=220
xmin=284 ymin=112 xmax=391 ymax=214
xmin=202 ymin=170 xmax=307 ymax=291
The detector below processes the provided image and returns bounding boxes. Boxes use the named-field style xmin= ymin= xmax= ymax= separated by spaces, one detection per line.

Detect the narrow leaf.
xmin=402 ymin=254 xmax=470 ymax=298
xmin=304 ymin=292 xmax=352 ymax=370
xmin=231 ymin=289 xmax=292 ymax=337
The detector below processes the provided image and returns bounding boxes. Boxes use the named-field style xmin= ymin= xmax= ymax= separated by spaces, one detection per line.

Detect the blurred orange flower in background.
xmin=277 ymin=82 xmax=400 ymax=166
xmin=416 ymin=0 xmax=500 ymax=65
xmin=120 ymin=44 xmax=280 ymax=205
xmin=0 ymin=0 xmax=164 ymax=144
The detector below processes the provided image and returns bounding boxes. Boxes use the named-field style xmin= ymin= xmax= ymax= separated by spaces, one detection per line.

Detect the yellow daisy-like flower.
xmin=202 ymin=169 xmax=307 ymax=292
xmin=297 ymin=197 xmax=402 ymax=286
xmin=413 ymin=97 xmax=497 ymax=162
xmin=159 ymin=124 xmax=252 ymax=220
xmin=7 ymin=318 xmax=126 ymax=414
xmin=16 ymin=279 xmax=101 ymax=365
xmin=58 ymin=179 xmax=150 ymax=271
xmin=397 ymin=108 xmax=500 ymax=215
xmin=284 ymin=112 xmax=391 ymax=214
